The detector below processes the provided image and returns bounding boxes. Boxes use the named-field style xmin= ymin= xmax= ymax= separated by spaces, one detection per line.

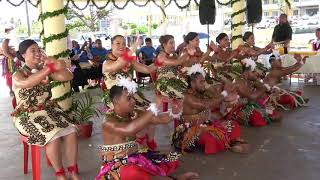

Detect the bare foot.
xmin=176 ymin=172 xmax=199 ymax=180
xmin=230 ymin=143 xmax=250 ymax=154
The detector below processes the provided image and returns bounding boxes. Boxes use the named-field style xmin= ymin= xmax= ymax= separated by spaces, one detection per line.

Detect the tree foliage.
xmin=66 ymin=6 xmax=112 ymax=32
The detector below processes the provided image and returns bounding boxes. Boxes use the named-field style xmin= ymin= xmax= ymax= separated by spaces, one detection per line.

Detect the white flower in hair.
xmin=243 ymin=58 xmax=256 ymax=71
xmin=272 ymin=49 xmax=285 ymax=61
xmin=116 ymin=75 xmax=138 ymax=94
xmin=272 ymin=50 xmax=280 ymax=59
xmin=187 ymin=64 xmax=205 ymax=77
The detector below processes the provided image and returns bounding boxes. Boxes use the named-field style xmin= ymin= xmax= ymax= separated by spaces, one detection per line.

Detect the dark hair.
xmin=187 ymin=72 xmax=202 ymax=89
xmin=16 ymin=39 xmax=37 ymax=62
xmin=109 ymin=85 xmax=125 ymax=102
xmin=269 ymin=55 xmax=277 ymax=64
xmin=111 ymin=35 xmax=125 ymax=44
xmin=242 ymin=64 xmax=252 ymax=72
xmin=159 ymin=35 xmax=174 ymax=49
xmin=184 ymin=32 xmax=198 ymax=44
xmin=280 ymin=13 xmax=287 ymax=18
xmin=95 ymin=39 xmax=101 ymax=43
xmin=243 ymin=31 xmax=254 ymax=42
xmin=145 ymin=38 xmax=152 ymax=43
xmin=316 ymin=28 xmax=320 ymax=32
xmin=216 ymin=33 xmax=228 ymax=44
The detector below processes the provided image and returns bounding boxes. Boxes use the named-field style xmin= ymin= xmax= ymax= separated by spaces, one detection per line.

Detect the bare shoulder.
xmin=102 ymin=116 xmax=117 ymax=129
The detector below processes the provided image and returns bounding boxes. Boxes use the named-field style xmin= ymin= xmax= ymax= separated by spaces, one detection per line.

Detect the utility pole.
xmin=25 ymin=0 xmax=31 ymax=36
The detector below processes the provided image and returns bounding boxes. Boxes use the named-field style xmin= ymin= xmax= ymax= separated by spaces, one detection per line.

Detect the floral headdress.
xmin=116 ymin=75 xmax=138 ymax=94
xmin=187 ymin=64 xmax=206 ymax=77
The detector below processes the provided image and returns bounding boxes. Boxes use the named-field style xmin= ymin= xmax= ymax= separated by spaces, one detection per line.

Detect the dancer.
xmin=11 ymin=40 xmax=79 ymax=180
xmin=172 ymin=65 xmax=249 ymax=154
xmin=96 ymin=78 xmax=198 ymax=180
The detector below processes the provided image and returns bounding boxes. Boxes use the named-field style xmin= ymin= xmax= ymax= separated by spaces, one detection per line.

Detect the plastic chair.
xmin=20 ymin=135 xmax=52 ymax=180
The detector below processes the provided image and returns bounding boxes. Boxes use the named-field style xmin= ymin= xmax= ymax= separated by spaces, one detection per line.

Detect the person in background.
xmin=176 ymin=35 xmax=187 ymax=55
xmin=70 ymin=41 xmax=89 ymax=92
xmin=154 ymin=45 xmax=161 ymax=57
xmin=138 ymin=38 xmax=155 ymax=66
xmin=1 ymin=27 xmax=20 ymax=98
xmin=91 ymin=39 xmax=108 ymax=65
xmin=88 ymin=39 xmax=108 ymax=87
xmin=304 ymin=28 xmax=320 ymax=83
xmin=312 ymin=28 xmax=320 ymax=52
xmin=272 ymin=14 xmax=292 ymax=54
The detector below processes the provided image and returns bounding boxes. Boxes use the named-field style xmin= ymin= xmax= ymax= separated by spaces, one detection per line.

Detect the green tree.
xmin=66 ymin=5 xmax=112 ymax=32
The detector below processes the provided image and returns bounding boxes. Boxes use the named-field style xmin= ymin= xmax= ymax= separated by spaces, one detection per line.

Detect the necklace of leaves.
xmin=107 ymin=111 xmax=131 ymax=123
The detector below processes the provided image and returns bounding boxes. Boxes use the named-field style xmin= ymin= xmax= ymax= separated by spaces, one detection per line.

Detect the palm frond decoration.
xmin=72 ymin=93 xmax=101 ymax=125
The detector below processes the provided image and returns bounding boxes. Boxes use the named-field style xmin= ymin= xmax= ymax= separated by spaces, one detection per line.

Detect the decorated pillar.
xmin=231 ymin=0 xmax=246 ymax=49
xmin=40 ymin=0 xmax=72 ymax=113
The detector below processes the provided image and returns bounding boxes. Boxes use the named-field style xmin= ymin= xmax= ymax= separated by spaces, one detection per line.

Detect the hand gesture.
xmin=294 ymin=54 xmax=302 ymax=63
xmin=209 ymin=40 xmax=219 ymax=52
xmin=43 ymin=57 xmax=55 ymax=66
xmin=187 ymin=47 xmax=196 ymax=56
xmin=54 ymin=60 xmax=67 ymax=71
xmin=302 ymin=56 xmax=308 ymax=64
xmin=224 ymin=82 xmax=235 ymax=93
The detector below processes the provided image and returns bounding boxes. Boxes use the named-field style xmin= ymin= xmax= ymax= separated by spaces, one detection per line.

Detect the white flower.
xmin=116 ymin=75 xmax=138 ymax=94
xmin=187 ymin=64 xmax=205 ymax=77
xmin=243 ymin=58 xmax=256 ymax=71
xmin=31 ymin=69 xmax=39 ymax=74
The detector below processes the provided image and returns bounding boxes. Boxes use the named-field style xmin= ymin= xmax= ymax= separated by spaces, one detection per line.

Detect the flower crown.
xmin=116 ymin=75 xmax=138 ymax=94
xmin=187 ymin=64 xmax=205 ymax=77
xmin=243 ymin=58 xmax=256 ymax=71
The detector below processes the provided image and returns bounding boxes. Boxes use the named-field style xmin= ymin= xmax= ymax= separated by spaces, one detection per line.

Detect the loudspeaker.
xmin=246 ymin=0 xmax=263 ymax=24
xmin=199 ymin=0 xmax=216 ymax=25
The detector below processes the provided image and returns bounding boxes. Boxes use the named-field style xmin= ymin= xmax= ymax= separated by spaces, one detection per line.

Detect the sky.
xmin=0 ymin=1 xmax=39 ymax=24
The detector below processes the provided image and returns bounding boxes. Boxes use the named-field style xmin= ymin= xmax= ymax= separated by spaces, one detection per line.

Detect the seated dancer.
xmin=96 ymin=78 xmax=198 ymax=180
xmin=230 ymin=58 xmax=278 ymax=127
xmin=155 ymin=35 xmax=190 ymax=101
xmin=236 ymin=32 xmax=272 ymax=79
xmin=102 ymin=35 xmax=157 ymax=150
xmin=238 ymin=31 xmax=273 ymax=61
xmin=180 ymin=32 xmax=213 ymax=66
xmin=11 ymin=40 xmax=80 ymax=180
xmin=262 ymin=53 xmax=308 ymax=109
xmin=213 ymin=33 xmax=244 ymax=64
xmin=172 ymin=64 xmax=249 ymax=155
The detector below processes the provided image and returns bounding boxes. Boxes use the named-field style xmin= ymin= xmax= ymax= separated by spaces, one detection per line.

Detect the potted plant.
xmin=73 ymin=93 xmax=100 ymax=138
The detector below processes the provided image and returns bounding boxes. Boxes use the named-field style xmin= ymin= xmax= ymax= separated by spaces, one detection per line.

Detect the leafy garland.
xmin=231 ymin=34 xmax=242 ymax=42
xmin=52 ymin=91 xmax=73 ymax=102
xmin=231 ymin=7 xmax=246 ymax=18
xmin=42 ymin=29 xmax=69 ymax=48
xmin=216 ymin=0 xmax=232 ymax=6
xmin=231 ymin=21 xmax=246 ymax=29
xmin=38 ymin=7 xmax=68 ymax=22
xmin=53 ymin=49 xmax=71 ymax=59
xmin=50 ymin=80 xmax=69 ymax=89
xmin=285 ymin=0 xmax=291 ymax=9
